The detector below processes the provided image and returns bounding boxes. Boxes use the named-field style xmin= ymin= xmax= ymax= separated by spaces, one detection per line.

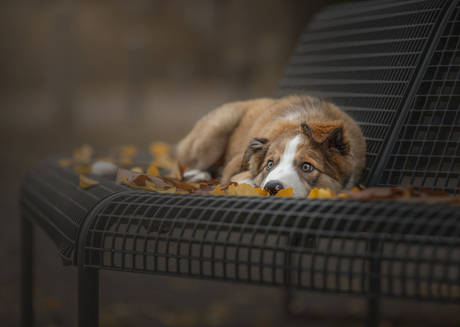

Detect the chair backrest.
xmin=277 ymin=0 xmax=460 ymax=194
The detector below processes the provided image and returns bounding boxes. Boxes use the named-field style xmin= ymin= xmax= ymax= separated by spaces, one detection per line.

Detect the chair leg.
xmin=78 ymin=265 xmax=99 ymax=327
xmin=21 ymin=216 xmax=34 ymax=327
xmin=366 ymin=239 xmax=382 ymax=327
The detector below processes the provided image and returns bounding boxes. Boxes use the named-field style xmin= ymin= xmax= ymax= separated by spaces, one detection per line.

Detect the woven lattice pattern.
xmin=277 ymin=0 xmax=449 ymax=186
xmin=20 ymin=157 xmax=126 ymax=264
xmin=378 ymin=4 xmax=460 ymax=194
xmin=83 ymin=193 xmax=460 ymax=301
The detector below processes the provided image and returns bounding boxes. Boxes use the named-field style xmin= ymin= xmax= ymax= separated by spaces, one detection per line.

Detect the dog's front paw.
xmin=183 ymin=169 xmax=212 ymax=182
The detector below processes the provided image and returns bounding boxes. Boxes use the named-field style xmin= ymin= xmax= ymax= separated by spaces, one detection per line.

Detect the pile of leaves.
xmin=63 ymin=143 xmax=460 ymax=205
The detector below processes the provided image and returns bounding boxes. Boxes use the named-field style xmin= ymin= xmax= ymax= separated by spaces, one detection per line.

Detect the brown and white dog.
xmin=175 ymin=95 xmax=366 ymax=197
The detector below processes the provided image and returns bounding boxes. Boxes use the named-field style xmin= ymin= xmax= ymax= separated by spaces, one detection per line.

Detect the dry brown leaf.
xmin=78 ymin=175 xmax=100 ymax=189
xmin=132 ymin=175 xmax=153 ymax=187
xmin=275 ymin=188 xmax=293 ymax=197
xmin=74 ymin=164 xmax=92 ymax=174
xmin=116 ymin=168 xmax=171 ymax=188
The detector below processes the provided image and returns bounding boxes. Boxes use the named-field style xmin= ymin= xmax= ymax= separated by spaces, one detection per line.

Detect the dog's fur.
xmin=176 ymin=95 xmax=366 ymax=196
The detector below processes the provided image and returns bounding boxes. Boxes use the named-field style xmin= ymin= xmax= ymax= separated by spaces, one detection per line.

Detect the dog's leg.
xmin=229 ymin=171 xmax=256 ymax=186
xmin=176 ymin=102 xmax=246 ymax=180
xmin=221 ymin=154 xmax=247 ymax=184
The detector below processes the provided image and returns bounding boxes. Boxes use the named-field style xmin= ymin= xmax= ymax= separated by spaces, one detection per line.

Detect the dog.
xmin=175 ymin=95 xmax=366 ymax=197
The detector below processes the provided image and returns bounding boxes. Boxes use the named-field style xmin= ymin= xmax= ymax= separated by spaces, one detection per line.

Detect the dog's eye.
xmin=266 ymin=160 xmax=274 ymax=170
xmin=301 ymin=162 xmax=314 ymax=172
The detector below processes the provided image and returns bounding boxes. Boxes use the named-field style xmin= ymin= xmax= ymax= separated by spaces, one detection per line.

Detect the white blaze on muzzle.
xmin=262 ymin=135 xmax=309 ymax=197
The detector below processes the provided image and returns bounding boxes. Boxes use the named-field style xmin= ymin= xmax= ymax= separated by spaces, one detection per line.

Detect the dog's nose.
xmin=264 ymin=180 xmax=284 ymax=195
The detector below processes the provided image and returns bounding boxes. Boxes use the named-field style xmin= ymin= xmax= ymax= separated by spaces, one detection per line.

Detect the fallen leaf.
xmin=131 ymin=166 xmax=143 ymax=173
xmin=308 ymin=188 xmax=335 ymax=198
xmin=116 ymin=168 xmax=171 ymax=188
xmin=211 ymin=184 xmax=227 ymax=195
xmin=172 ymin=181 xmax=198 ymax=190
xmin=156 ymin=187 xmax=177 ymax=193
xmin=256 ymin=188 xmax=270 ymax=196
xmin=120 ymin=145 xmax=138 ymax=157
xmin=74 ymin=164 xmax=92 ymax=174
xmin=73 ymin=143 xmax=94 ymax=162
xmin=275 ymin=188 xmax=293 ymax=197
xmin=308 ymin=188 xmax=319 ymax=198
xmin=78 ymin=175 xmax=100 ymax=189
xmin=228 ymin=184 xmax=238 ymax=195
xmin=132 ymin=175 xmax=153 ymax=187
xmin=149 ymin=142 xmax=170 ymax=156
xmin=146 ymin=165 xmax=161 ymax=177
xmin=318 ymin=188 xmax=335 ymax=198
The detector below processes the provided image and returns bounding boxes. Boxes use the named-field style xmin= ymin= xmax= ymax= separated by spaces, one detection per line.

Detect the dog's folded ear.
xmin=301 ymin=120 xmax=349 ymax=155
xmin=241 ymin=138 xmax=269 ymax=172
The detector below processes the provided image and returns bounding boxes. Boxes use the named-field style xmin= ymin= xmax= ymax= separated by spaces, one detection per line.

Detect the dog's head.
xmin=241 ymin=120 xmax=354 ymax=197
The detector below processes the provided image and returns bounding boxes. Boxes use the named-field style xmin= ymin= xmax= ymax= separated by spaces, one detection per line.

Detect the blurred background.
xmin=1 ymin=0 xmax=460 ymax=326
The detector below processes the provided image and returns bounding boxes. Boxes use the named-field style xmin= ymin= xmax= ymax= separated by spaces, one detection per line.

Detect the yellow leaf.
xmin=275 ymin=188 xmax=293 ymax=197
xmin=73 ymin=143 xmax=94 ymax=161
xmin=350 ymin=187 xmax=360 ymax=192
xmin=156 ymin=187 xmax=177 ymax=193
xmin=318 ymin=188 xmax=335 ymax=198
xmin=228 ymin=184 xmax=238 ymax=195
xmin=211 ymin=185 xmax=227 ymax=195
xmin=146 ymin=165 xmax=161 ymax=177
xmin=78 ymin=175 xmax=100 ymax=189
xmin=131 ymin=167 xmax=143 ymax=173
xmin=74 ymin=164 xmax=92 ymax=174
xmin=122 ymin=176 xmax=129 ymax=184
xmin=145 ymin=180 xmax=156 ymax=188
xmin=256 ymin=188 xmax=270 ymax=196
xmin=58 ymin=158 xmax=73 ymax=167
xmin=149 ymin=142 xmax=170 ymax=156
xmin=175 ymin=189 xmax=189 ymax=194
xmin=235 ymin=183 xmax=259 ymax=196
xmin=337 ymin=193 xmax=348 ymax=198
xmin=120 ymin=145 xmax=138 ymax=157
xmin=308 ymin=188 xmax=319 ymax=198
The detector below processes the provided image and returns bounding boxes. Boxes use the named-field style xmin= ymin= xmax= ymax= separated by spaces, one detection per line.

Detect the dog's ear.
xmin=241 ymin=138 xmax=269 ymax=172
xmin=301 ymin=120 xmax=349 ymax=155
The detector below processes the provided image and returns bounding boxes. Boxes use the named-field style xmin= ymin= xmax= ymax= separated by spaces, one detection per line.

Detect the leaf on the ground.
xmin=220 ymin=182 xmax=238 ymax=190
xmin=132 ymin=175 xmax=153 ymax=187
xmin=308 ymin=188 xmax=335 ymax=198
xmin=74 ymin=164 xmax=92 ymax=174
xmin=149 ymin=142 xmax=170 ymax=157
xmin=130 ymin=166 xmax=143 ymax=173
xmin=78 ymin=175 xmax=100 ymax=189
xmin=73 ymin=143 xmax=94 ymax=162
xmin=211 ymin=184 xmax=227 ymax=195
xmin=227 ymin=183 xmax=260 ymax=196
xmin=172 ymin=181 xmax=198 ymax=190
xmin=120 ymin=145 xmax=138 ymax=157
xmin=275 ymin=188 xmax=293 ymax=197
xmin=146 ymin=165 xmax=161 ymax=177
xmin=116 ymin=168 xmax=171 ymax=188
xmin=256 ymin=188 xmax=270 ymax=196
